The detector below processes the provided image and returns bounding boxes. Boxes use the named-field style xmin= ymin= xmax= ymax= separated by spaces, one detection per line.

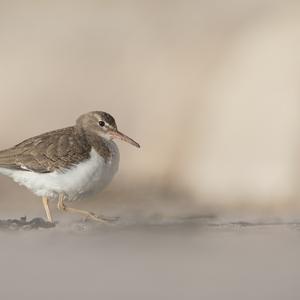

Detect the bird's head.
xmin=76 ymin=111 xmax=140 ymax=148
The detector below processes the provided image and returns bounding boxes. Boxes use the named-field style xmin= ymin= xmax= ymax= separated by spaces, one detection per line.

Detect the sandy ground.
xmin=0 ymin=217 xmax=299 ymax=300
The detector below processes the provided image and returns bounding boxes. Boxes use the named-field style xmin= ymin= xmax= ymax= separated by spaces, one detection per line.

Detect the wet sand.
xmin=0 ymin=218 xmax=299 ymax=300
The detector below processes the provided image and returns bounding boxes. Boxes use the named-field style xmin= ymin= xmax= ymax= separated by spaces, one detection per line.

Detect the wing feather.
xmin=0 ymin=127 xmax=91 ymax=173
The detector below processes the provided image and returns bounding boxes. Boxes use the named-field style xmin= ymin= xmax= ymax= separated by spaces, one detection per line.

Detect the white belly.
xmin=0 ymin=147 xmax=120 ymax=200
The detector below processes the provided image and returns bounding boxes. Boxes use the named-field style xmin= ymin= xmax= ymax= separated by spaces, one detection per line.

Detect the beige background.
xmin=0 ymin=0 xmax=300 ymax=220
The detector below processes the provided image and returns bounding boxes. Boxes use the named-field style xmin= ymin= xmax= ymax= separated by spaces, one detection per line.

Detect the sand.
xmin=0 ymin=218 xmax=299 ymax=300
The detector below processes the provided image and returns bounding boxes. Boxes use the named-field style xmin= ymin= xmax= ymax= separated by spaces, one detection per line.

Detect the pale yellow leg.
xmin=57 ymin=194 xmax=117 ymax=223
xmin=42 ymin=197 xmax=53 ymax=223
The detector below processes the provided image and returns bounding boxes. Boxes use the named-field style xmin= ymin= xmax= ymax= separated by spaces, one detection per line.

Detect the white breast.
xmin=0 ymin=144 xmax=120 ymax=201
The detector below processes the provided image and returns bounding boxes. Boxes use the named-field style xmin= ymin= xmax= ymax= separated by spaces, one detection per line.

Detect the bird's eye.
xmin=99 ymin=121 xmax=105 ymax=127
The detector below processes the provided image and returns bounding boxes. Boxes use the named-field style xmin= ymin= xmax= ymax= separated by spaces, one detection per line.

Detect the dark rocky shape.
xmin=0 ymin=216 xmax=56 ymax=230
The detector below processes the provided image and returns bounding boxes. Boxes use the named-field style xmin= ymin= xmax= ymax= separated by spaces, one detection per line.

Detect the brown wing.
xmin=0 ymin=127 xmax=91 ymax=173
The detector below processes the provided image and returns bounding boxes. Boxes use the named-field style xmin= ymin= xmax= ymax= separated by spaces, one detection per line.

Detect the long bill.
xmin=110 ymin=130 xmax=140 ymax=148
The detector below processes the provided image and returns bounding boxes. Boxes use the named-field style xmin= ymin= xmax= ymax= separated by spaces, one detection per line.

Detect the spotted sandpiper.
xmin=0 ymin=111 xmax=140 ymax=223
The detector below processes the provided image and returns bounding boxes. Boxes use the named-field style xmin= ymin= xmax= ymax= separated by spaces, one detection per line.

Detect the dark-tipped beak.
xmin=110 ymin=130 xmax=140 ymax=148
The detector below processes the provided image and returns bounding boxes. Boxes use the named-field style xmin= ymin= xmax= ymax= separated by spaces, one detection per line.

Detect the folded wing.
xmin=0 ymin=127 xmax=91 ymax=173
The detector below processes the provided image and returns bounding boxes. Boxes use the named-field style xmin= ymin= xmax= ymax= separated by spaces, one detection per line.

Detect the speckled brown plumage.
xmin=0 ymin=111 xmax=138 ymax=176
xmin=0 ymin=116 xmax=117 ymax=174
xmin=0 ymin=127 xmax=93 ymax=173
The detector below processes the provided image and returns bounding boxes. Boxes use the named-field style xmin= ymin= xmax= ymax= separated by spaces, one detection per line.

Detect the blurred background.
xmin=0 ymin=0 xmax=300 ymax=221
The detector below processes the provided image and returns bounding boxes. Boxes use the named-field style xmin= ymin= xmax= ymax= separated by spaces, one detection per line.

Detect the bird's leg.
xmin=57 ymin=194 xmax=65 ymax=211
xmin=42 ymin=196 xmax=53 ymax=223
xmin=57 ymin=193 xmax=117 ymax=223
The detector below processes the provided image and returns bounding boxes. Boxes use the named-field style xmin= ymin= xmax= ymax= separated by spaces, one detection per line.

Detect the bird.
xmin=0 ymin=111 xmax=140 ymax=223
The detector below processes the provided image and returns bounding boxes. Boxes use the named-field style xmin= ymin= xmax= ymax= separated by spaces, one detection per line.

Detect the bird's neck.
xmin=74 ymin=126 xmax=112 ymax=162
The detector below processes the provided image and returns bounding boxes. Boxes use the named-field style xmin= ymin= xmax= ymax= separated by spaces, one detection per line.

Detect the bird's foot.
xmin=83 ymin=212 xmax=119 ymax=224
xmin=57 ymin=194 xmax=118 ymax=224
xmin=59 ymin=205 xmax=118 ymax=224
